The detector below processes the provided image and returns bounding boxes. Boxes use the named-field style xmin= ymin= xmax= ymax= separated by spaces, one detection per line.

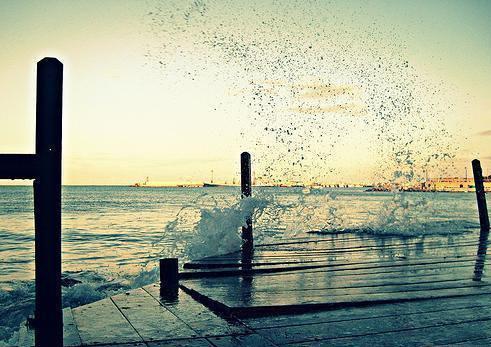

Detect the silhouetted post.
xmin=160 ymin=258 xmax=179 ymax=299
xmin=472 ymin=159 xmax=489 ymax=281
xmin=0 ymin=58 xmax=63 ymax=346
xmin=241 ymin=152 xmax=253 ymax=265
xmin=34 ymin=58 xmax=63 ymax=346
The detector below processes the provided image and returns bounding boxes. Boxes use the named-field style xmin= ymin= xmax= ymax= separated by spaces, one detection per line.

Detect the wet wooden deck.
xmin=19 ymin=232 xmax=491 ymax=346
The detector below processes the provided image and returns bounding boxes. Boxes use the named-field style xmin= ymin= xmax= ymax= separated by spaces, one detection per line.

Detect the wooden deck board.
xmin=247 ymin=304 xmax=491 ymax=345
xmin=147 ymin=338 xmax=214 ymax=346
xmin=243 ymin=294 xmax=491 ymax=329
xmin=71 ymin=297 xmax=143 ymax=345
xmin=189 ymin=242 xmax=479 ymax=269
xmin=17 ymin=322 xmax=34 ymax=347
xmin=111 ymin=288 xmax=198 ymax=341
xmin=84 ymin=344 xmax=146 ymax=347
xmin=62 ymin=309 xmax=82 ymax=347
xmin=208 ymin=333 xmax=278 ymax=347
xmin=179 ymin=232 xmax=489 ymax=318
xmin=144 ymin=284 xmax=250 ymax=337
xmin=286 ymin=319 xmax=491 ymax=346
xmin=46 ymin=232 xmax=491 ymax=347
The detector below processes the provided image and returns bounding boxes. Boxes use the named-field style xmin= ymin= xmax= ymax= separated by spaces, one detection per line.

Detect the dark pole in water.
xmin=472 ymin=159 xmax=489 ymax=281
xmin=160 ymin=258 xmax=179 ymax=298
xmin=34 ymin=58 xmax=63 ymax=346
xmin=241 ymin=152 xmax=253 ymax=264
xmin=241 ymin=152 xmax=252 ymax=198
xmin=0 ymin=58 xmax=63 ymax=346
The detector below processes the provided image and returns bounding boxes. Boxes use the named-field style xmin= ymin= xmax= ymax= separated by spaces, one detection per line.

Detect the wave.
xmin=0 ymin=267 xmax=159 ymax=346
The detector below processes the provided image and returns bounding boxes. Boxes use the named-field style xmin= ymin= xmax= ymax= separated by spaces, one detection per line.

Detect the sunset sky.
xmin=1 ymin=0 xmax=490 ymax=185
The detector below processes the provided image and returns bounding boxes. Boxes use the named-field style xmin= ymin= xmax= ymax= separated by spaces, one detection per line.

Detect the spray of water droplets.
xmin=145 ymin=0 xmax=458 ymax=185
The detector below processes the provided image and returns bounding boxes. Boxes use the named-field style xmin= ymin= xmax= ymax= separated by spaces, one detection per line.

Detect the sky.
xmin=0 ymin=0 xmax=490 ymax=185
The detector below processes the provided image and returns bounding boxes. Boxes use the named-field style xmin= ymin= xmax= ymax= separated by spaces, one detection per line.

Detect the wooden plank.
xmin=147 ymin=338 xmax=214 ymax=346
xmin=144 ymin=284 xmax=250 ymax=336
xmin=181 ymin=254 xmax=483 ymax=280
xmin=181 ymin=272 xmax=484 ymax=300
xmin=287 ymin=318 xmax=491 ymax=346
xmin=111 ymin=288 xmax=197 ymax=342
xmin=184 ymin=268 xmax=478 ymax=293
xmin=189 ymin=253 xmax=482 ymax=273
xmin=83 ymin=344 xmax=146 ymax=347
xmin=208 ymin=333 xmax=278 ymax=347
xmin=248 ymin=264 xmax=478 ymax=288
xmin=189 ymin=241 xmax=479 ymax=267
xmin=255 ymin=306 xmax=491 ymax=345
xmin=62 ymin=308 xmax=82 ymax=346
xmin=252 ymin=232 xmax=478 ymax=249
xmin=255 ymin=239 xmax=477 ymax=253
xmin=261 ymin=261 xmax=476 ymax=278
xmin=194 ymin=235 xmax=478 ymax=257
xmin=0 ymin=154 xmax=37 ymax=179
xmin=434 ymin=336 xmax=491 ymax=346
xmin=71 ymin=297 xmax=142 ymax=345
xmin=181 ymin=280 xmax=491 ymax=317
xmin=226 ymin=280 xmax=491 ymax=307
xmin=244 ymin=294 xmax=491 ymax=329
xmin=185 ymin=246 xmax=479 ymax=269
xmin=17 ymin=322 xmax=34 ymax=347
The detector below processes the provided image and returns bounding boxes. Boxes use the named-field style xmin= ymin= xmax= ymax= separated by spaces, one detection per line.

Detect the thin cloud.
xmin=297 ymin=84 xmax=358 ymax=100
xmin=477 ymin=130 xmax=491 ymax=136
xmin=289 ymin=103 xmax=366 ymax=116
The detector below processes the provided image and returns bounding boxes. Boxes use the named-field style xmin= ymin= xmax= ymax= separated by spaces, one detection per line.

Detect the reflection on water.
xmin=474 ymin=230 xmax=489 ymax=281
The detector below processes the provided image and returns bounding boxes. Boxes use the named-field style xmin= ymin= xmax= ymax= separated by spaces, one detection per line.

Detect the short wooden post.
xmin=472 ymin=159 xmax=490 ymax=281
xmin=33 ymin=58 xmax=63 ymax=346
xmin=241 ymin=152 xmax=252 ymax=198
xmin=241 ymin=152 xmax=253 ymax=252
xmin=160 ymin=258 xmax=178 ymax=289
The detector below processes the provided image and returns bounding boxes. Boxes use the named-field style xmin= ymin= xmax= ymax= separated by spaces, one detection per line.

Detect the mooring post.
xmin=0 ymin=58 xmax=63 ymax=346
xmin=472 ymin=159 xmax=489 ymax=281
xmin=240 ymin=152 xmax=253 ymax=265
xmin=34 ymin=58 xmax=63 ymax=346
xmin=160 ymin=258 xmax=179 ymax=293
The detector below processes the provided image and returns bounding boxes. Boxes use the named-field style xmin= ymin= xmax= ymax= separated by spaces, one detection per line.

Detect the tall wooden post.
xmin=241 ymin=152 xmax=253 ymax=263
xmin=472 ymin=159 xmax=489 ymax=281
xmin=34 ymin=58 xmax=63 ymax=346
xmin=0 ymin=58 xmax=63 ymax=346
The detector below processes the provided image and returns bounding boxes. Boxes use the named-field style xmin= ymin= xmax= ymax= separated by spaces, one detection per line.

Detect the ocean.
xmin=0 ymin=185 xmax=482 ymax=345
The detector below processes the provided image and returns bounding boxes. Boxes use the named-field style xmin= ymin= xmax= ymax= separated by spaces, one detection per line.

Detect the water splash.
xmin=145 ymin=0 xmax=459 ymax=186
xmin=157 ymin=192 xmax=297 ymax=260
xmin=157 ymin=188 xmax=476 ymax=265
xmin=0 ymin=267 xmax=162 ymax=346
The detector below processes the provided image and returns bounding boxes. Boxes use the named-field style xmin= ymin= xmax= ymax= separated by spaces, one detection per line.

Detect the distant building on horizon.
xmin=420 ymin=177 xmax=491 ymax=193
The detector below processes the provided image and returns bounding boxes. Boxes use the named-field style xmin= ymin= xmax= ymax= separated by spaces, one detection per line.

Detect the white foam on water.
xmin=0 ymin=266 xmax=164 ymax=346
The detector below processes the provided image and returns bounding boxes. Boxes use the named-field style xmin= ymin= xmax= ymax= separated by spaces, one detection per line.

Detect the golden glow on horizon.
xmin=0 ymin=1 xmax=490 ymax=185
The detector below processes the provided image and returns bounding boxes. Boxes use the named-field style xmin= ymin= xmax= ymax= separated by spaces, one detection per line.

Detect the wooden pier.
xmin=5 ymin=58 xmax=490 ymax=346
xmin=18 ymin=231 xmax=491 ymax=346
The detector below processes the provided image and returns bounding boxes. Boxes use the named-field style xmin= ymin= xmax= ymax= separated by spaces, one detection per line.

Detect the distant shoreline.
xmin=0 ymin=185 xmax=488 ymax=193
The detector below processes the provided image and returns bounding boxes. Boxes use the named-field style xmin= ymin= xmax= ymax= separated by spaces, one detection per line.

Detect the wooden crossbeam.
xmin=0 ymin=154 xmax=38 ymax=179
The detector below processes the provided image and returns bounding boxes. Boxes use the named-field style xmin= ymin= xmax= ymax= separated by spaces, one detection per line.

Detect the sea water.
xmin=0 ymin=185 xmax=481 ymax=345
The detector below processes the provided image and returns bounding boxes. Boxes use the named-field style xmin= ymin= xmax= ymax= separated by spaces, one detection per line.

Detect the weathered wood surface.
xmin=19 ymin=232 xmax=491 ymax=346
xmin=186 ymin=234 xmax=478 ymax=269
xmin=19 ymin=292 xmax=491 ymax=346
xmin=181 ymin=231 xmax=488 ymax=317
